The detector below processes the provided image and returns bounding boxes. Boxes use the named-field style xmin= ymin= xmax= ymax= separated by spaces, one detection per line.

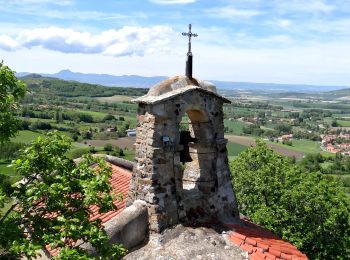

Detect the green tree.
xmin=298 ymin=153 xmax=324 ymax=173
xmin=0 ymin=61 xmax=27 ymax=143
xmin=0 ymin=132 xmax=126 ymax=259
xmin=102 ymin=114 xmax=115 ymax=122
xmin=231 ymin=140 xmax=350 ymax=259
xmin=104 ymin=143 xmax=113 ymax=151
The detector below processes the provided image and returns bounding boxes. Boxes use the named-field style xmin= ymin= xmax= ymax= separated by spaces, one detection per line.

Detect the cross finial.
xmin=182 ymin=24 xmax=198 ymax=56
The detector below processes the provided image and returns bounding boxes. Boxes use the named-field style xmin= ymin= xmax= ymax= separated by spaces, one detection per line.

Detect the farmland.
xmin=1 ymin=74 xmax=350 ymax=197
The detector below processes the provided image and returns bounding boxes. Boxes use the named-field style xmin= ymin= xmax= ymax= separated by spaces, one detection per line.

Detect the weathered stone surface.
xmin=128 ymin=76 xmax=240 ymax=232
xmin=105 ymin=200 xmax=148 ymax=249
xmin=79 ymin=200 xmax=148 ymax=256
xmin=124 ymin=225 xmax=248 ymax=260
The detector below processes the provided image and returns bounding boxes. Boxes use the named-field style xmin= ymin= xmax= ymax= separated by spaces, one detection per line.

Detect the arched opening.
xmin=175 ymin=109 xmax=218 ymax=224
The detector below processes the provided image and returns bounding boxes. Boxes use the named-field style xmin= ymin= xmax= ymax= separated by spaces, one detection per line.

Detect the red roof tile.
xmin=226 ymin=219 xmax=308 ymax=260
xmin=88 ymin=164 xmax=132 ymax=223
xmin=46 ymin=164 xmax=132 ymax=257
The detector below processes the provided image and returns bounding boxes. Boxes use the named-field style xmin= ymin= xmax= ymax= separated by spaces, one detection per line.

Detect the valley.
xmin=2 ymin=74 xmax=350 ymax=198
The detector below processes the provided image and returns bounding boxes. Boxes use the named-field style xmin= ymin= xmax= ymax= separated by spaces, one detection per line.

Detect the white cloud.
xmin=205 ymin=6 xmax=262 ymax=19
xmin=0 ymin=35 xmax=19 ymax=51
xmin=149 ymin=0 xmax=196 ymax=4
xmin=43 ymin=10 xmax=129 ymax=20
xmin=0 ymin=0 xmax=73 ymax=7
xmin=0 ymin=26 xmax=173 ymax=57
xmin=3 ymin=39 xmax=350 ymax=86
xmin=303 ymin=18 xmax=350 ymax=35
xmin=275 ymin=19 xmax=292 ymax=28
xmin=277 ymin=0 xmax=336 ymax=14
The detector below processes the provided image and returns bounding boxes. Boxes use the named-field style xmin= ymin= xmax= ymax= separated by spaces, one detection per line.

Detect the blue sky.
xmin=0 ymin=0 xmax=350 ymax=85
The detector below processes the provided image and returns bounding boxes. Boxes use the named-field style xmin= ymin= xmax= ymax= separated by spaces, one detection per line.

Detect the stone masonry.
xmin=128 ymin=76 xmax=240 ymax=232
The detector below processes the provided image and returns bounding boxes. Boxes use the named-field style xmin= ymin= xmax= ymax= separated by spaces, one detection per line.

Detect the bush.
xmin=104 ymin=143 xmax=113 ymax=151
xmin=0 ymin=174 xmax=13 ymax=196
xmin=89 ymin=146 xmax=96 ymax=153
xmin=71 ymin=133 xmax=79 ymax=142
xmin=66 ymin=147 xmax=90 ymax=159
xmin=282 ymin=140 xmax=292 ymax=146
xmin=103 ymin=114 xmax=115 ymax=122
xmin=30 ymin=121 xmax=52 ymax=130
xmin=78 ymin=114 xmax=93 ymax=123
xmin=231 ymin=140 xmax=350 ymax=259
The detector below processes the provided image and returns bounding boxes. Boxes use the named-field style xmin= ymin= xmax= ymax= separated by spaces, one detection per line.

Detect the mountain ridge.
xmin=16 ymin=69 xmax=349 ymax=92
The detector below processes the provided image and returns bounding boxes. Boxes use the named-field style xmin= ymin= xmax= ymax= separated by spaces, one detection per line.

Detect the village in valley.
xmin=321 ymin=133 xmax=350 ymax=154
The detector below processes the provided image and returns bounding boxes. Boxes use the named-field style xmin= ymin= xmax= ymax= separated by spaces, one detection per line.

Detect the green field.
xmin=266 ymin=139 xmax=322 ymax=154
xmin=0 ymin=161 xmax=14 ymax=176
xmin=227 ymin=141 xmax=248 ymax=158
xmin=224 ymin=119 xmax=247 ymax=135
xmin=75 ymin=109 xmax=109 ymax=120
xmin=337 ymin=120 xmax=350 ymax=127
xmin=10 ymin=130 xmax=43 ymax=143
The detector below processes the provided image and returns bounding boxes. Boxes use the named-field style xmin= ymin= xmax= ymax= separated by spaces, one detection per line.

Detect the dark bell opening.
xmin=179 ymin=130 xmax=197 ymax=163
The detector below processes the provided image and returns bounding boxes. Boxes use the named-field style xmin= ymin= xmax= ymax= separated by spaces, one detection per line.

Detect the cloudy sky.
xmin=1 ymin=0 xmax=350 ymax=86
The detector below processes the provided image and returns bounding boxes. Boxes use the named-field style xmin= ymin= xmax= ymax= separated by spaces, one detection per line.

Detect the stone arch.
xmin=174 ymin=108 xmax=219 ymax=223
xmin=130 ymin=83 xmax=240 ymax=232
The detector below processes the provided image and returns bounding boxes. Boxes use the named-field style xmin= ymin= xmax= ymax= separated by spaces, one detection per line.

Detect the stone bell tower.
xmin=128 ymin=76 xmax=240 ymax=232
xmin=127 ymin=25 xmax=239 ymax=232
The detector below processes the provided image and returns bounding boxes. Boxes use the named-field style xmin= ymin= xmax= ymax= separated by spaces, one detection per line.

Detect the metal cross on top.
xmin=182 ymin=24 xmax=198 ymax=56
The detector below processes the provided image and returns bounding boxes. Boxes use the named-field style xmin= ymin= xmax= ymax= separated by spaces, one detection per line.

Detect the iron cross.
xmin=182 ymin=24 xmax=198 ymax=56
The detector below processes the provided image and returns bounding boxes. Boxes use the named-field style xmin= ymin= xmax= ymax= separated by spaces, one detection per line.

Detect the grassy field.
xmin=10 ymin=130 xmax=43 ymax=143
xmin=0 ymin=161 xmax=14 ymax=176
xmin=225 ymin=134 xmax=325 ymax=158
xmin=227 ymin=141 xmax=247 ymax=158
xmin=224 ymin=119 xmax=247 ymax=135
xmin=75 ymin=109 xmax=109 ymax=121
xmin=266 ymin=139 xmax=322 ymax=154
xmin=336 ymin=120 xmax=350 ymax=127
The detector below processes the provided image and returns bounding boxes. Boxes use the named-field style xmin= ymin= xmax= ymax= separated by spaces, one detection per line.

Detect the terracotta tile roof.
xmin=89 ymin=164 xmax=132 ymax=223
xmin=226 ymin=219 xmax=308 ymax=260
xmin=44 ymin=164 xmax=307 ymax=260
xmin=46 ymin=164 xmax=132 ymax=257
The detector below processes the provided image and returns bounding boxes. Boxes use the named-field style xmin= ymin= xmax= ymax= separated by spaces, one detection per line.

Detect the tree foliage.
xmin=0 ymin=132 xmax=126 ymax=259
xmin=0 ymin=61 xmax=27 ymax=143
xmin=231 ymin=140 xmax=350 ymax=259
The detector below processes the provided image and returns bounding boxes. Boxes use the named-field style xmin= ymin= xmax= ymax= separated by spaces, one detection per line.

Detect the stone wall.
xmin=129 ymin=88 xmax=239 ymax=232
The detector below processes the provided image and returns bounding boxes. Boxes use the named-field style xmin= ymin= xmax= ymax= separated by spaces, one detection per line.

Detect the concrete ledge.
xmin=73 ymin=154 xmax=135 ymax=171
xmin=104 ymin=200 xmax=148 ymax=249
xmin=80 ymin=200 xmax=148 ymax=256
xmin=105 ymin=155 xmax=135 ymax=171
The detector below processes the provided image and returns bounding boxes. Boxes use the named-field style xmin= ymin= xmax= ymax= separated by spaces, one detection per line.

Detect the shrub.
xmin=104 ymin=143 xmax=113 ymax=151
xmin=231 ymin=140 xmax=350 ymax=259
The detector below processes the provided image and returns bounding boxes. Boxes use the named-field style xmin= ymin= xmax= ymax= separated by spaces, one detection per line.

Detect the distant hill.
xmin=326 ymin=88 xmax=350 ymax=98
xmin=17 ymin=69 xmax=348 ymax=92
xmin=33 ymin=70 xmax=167 ymax=88
xmin=19 ymin=74 xmax=148 ymax=97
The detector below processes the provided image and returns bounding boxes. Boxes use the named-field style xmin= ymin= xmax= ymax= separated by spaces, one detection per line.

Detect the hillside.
xmin=326 ymin=88 xmax=350 ymax=98
xmin=17 ymin=70 xmax=348 ymax=92
xmin=20 ymin=74 xmax=148 ymax=97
